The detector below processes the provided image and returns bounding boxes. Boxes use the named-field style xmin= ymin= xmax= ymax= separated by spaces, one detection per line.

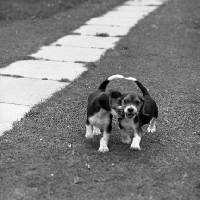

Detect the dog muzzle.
xmin=124 ymin=106 xmax=138 ymax=119
xmin=115 ymin=107 xmax=125 ymax=118
xmin=125 ymin=113 xmax=137 ymax=118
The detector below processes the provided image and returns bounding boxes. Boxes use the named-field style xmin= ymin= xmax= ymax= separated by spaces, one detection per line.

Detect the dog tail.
xmin=124 ymin=77 xmax=150 ymax=96
xmin=98 ymin=74 xmax=124 ymax=90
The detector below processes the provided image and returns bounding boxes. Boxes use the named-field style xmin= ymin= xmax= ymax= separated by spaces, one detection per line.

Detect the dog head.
xmin=120 ymin=92 xmax=144 ymax=119
xmin=97 ymin=90 xmax=123 ymax=117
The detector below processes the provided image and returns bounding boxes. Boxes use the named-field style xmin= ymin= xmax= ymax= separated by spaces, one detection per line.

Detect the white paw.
xmin=130 ymin=135 xmax=141 ymax=150
xmin=85 ymin=125 xmax=94 ymax=139
xmin=93 ymin=127 xmax=101 ymax=135
xmin=121 ymin=135 xmax=131 ymax=144
xmin=98 ymin=146 xmax=109 ymax=153
xmin=85 ymin=132 xmax=94 ymax=139
xmin=147 ymin=125 xmax=156 ymax=133
xmin=99 ymin=132 xmax=110 ymax=153
xmin=130 ymin=145 xmax=141 ymax=151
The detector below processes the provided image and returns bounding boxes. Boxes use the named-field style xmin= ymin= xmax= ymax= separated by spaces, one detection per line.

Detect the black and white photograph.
xmin=0 ymin=0 xmax=199 ymax=199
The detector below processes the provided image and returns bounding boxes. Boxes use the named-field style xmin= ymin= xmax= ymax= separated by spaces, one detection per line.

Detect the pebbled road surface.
xmin=0 ymin=0 xmax=200 ymax=199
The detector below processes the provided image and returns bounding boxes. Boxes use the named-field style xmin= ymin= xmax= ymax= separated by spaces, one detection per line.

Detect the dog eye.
xmin=124 ymin=99 xmax=128 ymax=103
xmin=135 ymin=100 xmax=140 ymax=105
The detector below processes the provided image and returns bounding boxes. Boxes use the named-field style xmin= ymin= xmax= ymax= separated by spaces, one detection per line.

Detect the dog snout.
xmin=126 ymin=106 xmax=137 ymax=113
xmin=127 ymin=107 xmax=134 ymax=113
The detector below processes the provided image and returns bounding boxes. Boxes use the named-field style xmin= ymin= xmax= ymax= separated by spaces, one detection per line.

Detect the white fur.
xmin=120 ymin=116 xmax=137 ymax=130
xmin=147 ymin=117 xmax=156 ymax=133
xmin=85 ymin=125 xmax=102 ymax=138
xmin=98 ymin=131 xmax=110 ymax=153
xmin=88 ymin=109 xmax=110 ymax=129
xmin=85 ymin=124 xmax=94 ymax=139
xmin=124 ymin=105 xmax=137 ymax=114
xmin=120 ymin=129 xmax=131 ymax=144
xmin=93 ymin=126 xmax=101 ymax=135
xmin=130 ymin=134 xmax=141 ymax=150
xmin=124 ymin=77 xmax=137 ymax=82
xmin=108 ymin=74 xmax=124 ymax=81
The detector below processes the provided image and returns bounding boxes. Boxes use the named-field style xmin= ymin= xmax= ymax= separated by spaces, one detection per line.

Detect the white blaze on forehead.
xmin=108 ymin=74 xmax=124 ymax=81
xmin=124 ymin=77 xmax=137 ymax=82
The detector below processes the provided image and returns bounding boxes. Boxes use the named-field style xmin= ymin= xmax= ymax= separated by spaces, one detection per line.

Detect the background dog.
xmin=86 ymin=75 xmax=124 ymax=152
xmin=118 ymin=77 xmax=158 ymax=150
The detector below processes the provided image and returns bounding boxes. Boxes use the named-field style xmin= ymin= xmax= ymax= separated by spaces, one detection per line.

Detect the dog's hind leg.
xmin=147 ymin=104 xmax=158 ymax=133
xmin=85 ymin=122 xmax=94 ymax=139
xmin=93 ymin=126 xmax=101 ymax=135
xmin=147 ymin=117 xmax=156 ymax=133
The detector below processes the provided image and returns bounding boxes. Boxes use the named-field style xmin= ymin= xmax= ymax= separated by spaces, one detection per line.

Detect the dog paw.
xmin=93 ymin=127 xmax=101 ymax=135
xmin=98 ymin=146 xmax=109 ymax=153
xmin=122 ymin=136 xmax=131 ymax=144
xmin=130 ymin=145 xmax=141 ymax=151
xmin=147 ymin=126 xmax=156 ymax=133
xmin=85 ymin=133 xmax=94 ymax=139
xmin=85 ymin=125 xmax=94 ymax=139
xmin=130 ymin=135 xmax=141 ymax=150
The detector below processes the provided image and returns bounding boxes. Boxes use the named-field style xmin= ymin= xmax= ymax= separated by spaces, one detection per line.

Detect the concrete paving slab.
xmin=86 ymin=17 xmax=138 ymax=27
xmin=125 ymin=0 xmax=163 ymax=6
xmin=0 ymin=76 xmax=68 ymax=106
xmin=0 ymin=60 xmax=87 ymax=81
xmin=74 ymin=25 xmax=131 ymax=37
xmin=0 ymin=103 xmax=31 ymax=135
xmin=31 ymin=46 xmax=106 ymax=62
xmin=52 ymin=35 xmax=120 ymax=49
xmin=102 ymin=11 xmax=146 ymax=20
xmin=114 ymin=5 xmax=157 ymax=13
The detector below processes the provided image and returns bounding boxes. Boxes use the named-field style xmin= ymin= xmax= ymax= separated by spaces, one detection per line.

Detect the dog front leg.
xmin=130 ymin=128 xmax=143 ymax=150
xmin=120 ymin=129 xmax=131 ymax=144
xmin=99 ymin=131 xmax=110 ymax=153
xmin=85 ymin=123 xmax=94 ymax=139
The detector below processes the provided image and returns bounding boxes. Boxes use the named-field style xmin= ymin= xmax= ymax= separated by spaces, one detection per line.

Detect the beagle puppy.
xmin=118 ymin=77 xmax=158 ymax=150
xmin=85 ymin=75 xmax=124 ymax=152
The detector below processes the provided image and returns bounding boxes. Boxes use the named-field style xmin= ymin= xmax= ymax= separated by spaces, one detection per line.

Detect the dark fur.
xmin=86 ymin=76 xmax=122 ymax=152
xmin=118 ymin=80 xmax=158 ymax=150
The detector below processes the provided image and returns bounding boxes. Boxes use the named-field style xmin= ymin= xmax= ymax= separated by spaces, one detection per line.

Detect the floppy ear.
xmin=140 ymin=97 xmax=150 ymax=116
xmin=97 ymin=92 xmax=111 ymax=111
xmin=97 ymin=91 xmax=122 ymax=111
xmin=109 ymin=90 xmax=122 ymax=99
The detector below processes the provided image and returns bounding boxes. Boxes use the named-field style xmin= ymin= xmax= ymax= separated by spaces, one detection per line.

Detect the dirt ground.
xmin=0 ymin=0 xmax=200 ymax=199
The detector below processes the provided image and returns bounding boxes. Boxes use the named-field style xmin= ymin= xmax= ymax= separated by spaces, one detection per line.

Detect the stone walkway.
xmin=0 ymin=0 xmax=167 ymax=135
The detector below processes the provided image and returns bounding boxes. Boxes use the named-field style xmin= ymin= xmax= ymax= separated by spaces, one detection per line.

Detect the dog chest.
xmin=120 ymin=118 xmax=136 ymax=130
xmin=89 ymin=109 xmax=110 ymax=128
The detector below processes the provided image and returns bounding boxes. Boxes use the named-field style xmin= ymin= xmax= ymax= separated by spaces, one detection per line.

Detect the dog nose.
xmin=127 ymin=108 xmax=134 ymax=112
